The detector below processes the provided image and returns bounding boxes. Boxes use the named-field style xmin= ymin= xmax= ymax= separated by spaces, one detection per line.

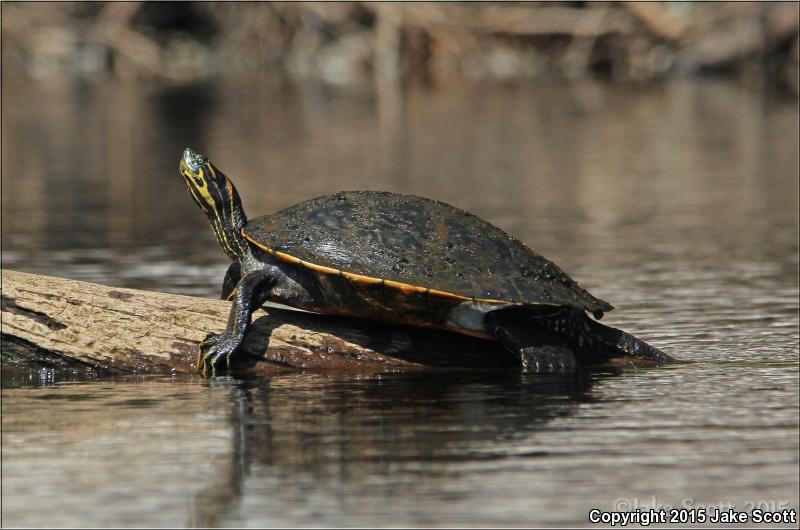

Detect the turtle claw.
xmin=519 ymin=345 xmax=577 ymax=373
xmin=197 ymin=332 xmax=235 ymax=375
xmin=197 ymin=332 xmax=218 ymax=374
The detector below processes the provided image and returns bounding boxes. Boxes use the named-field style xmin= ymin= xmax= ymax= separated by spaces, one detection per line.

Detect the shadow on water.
xmin=188 ymin=370 xmax=602 ymax=527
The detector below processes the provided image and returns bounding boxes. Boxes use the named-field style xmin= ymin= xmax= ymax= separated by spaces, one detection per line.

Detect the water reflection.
xmin=189 ymin=371 xmax=598 ymax=527
xmin=2 ymin=359 xmax=796 ymax=527
xmin=3 ymin=78 xmax=797 ymax=297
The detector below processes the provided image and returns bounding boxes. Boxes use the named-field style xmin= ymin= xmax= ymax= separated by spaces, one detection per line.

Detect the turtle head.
xmin=179 ymin=148 xmax=249 ymax=260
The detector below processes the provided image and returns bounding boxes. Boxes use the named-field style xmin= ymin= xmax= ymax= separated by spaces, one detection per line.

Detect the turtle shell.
xmin=242 ymin=191 xmax=613 ymax=317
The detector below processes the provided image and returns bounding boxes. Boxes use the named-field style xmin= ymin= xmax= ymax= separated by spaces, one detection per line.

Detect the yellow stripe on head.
xmin=194 ymin=168 xmax=218 ymax=210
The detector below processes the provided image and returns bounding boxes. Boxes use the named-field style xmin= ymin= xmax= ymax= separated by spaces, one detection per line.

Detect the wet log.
xmin=1 ymin=269 xmax=518 ymax=375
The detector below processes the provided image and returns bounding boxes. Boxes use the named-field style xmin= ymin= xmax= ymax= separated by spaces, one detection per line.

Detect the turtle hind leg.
xmin=519 ymin=342 xmax=577 ymax=373
xmin=538 ymin=306 xmax=674 ymax=365
xmin=484 ymin=309 xmax=577 ymax=373
xmin=581 ymin=314 xmax=674 ymax=364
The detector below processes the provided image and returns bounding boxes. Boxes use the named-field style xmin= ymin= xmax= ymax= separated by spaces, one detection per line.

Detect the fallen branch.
xmin=677 ymin=2 xmax=800 ymax=72
xmin=1 ymin=269 xmax=514 ymax=374
xmin=1 ymin=270 xmax=663 ymax=375
xmin=620 ymin=1 xmax=687 ymax=42
xmin=379 ymin=3 xmax=636 ymax=38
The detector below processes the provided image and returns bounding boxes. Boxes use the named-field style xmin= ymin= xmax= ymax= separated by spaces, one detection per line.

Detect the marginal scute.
xmin=243 ymin=191 xmax=613 ymax=315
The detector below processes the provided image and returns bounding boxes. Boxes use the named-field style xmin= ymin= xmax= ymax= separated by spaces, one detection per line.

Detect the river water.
xmin=2 ymin=77 xmax=798 ymax=527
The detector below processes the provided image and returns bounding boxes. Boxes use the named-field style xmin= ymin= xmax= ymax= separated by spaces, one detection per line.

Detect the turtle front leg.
xmin=221 ymin=262 xmax=242 ymax=300
xmin=199 ymin=268 xmax=279 ymax=374
xmin=484 ymin=309 xmax=578 ymax=373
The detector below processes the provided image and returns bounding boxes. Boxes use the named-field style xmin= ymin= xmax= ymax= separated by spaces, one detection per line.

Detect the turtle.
xmin=179 ymin=148 xmax=672 ymax=373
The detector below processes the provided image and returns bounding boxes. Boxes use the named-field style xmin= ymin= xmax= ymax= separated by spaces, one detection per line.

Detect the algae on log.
xmin=1 ymin=270 xmax=518 ymax=374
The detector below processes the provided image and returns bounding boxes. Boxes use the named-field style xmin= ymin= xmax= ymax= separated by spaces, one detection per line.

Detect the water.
xmin=2 ymin=77 xmax=798 ymax=527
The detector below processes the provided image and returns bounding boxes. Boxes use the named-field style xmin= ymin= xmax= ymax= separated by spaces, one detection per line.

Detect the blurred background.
xmin=2 ymin=2 xmax=798 ymax=528
xmin=3 ymin=1 xmax=798 ymax=291
xmin=2 ymin=2 xmax=798 ymax=89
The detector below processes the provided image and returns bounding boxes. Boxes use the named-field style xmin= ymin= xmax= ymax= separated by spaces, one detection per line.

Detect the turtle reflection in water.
xmin=179 ymin=148 xmax=672 ymax=373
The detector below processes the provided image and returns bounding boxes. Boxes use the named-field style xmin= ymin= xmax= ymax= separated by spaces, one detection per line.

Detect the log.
xmin=1 ymin=269 xmax=515 ymax=374
xmin=620 ymin=1 xmax=687 ymax=41
xmin=378 ymin=3 xmax=637 ymax=39
xmin=1 ymin=270 xmax=661 ymax=375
